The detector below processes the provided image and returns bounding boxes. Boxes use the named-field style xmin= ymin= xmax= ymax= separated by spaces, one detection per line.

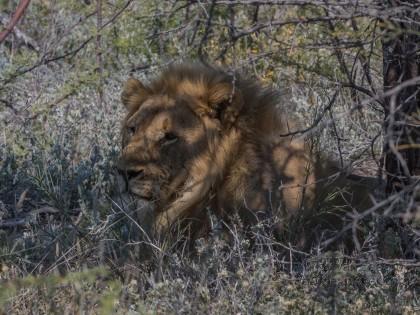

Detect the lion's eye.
xmin=165 ymin=132 xmax=177 ymax=141
xmin=161 ymin=132 xmax=178 ymax=146
xmin=127 ymin=126 xmax=136 ymax=137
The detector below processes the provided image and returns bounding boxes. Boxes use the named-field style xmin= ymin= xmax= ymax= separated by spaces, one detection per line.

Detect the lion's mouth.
xmin=128 ymin=179 xmax=159 ymax=201
xmin=130 ymin=191 xmax=154 ymax=201
xmin=114 ymin=172 xmax=156 ymax=200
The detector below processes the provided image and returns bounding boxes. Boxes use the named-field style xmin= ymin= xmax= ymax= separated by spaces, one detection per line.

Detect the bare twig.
xmin=278 ymin=90 xmax=339 ymax=137
xmin=0 ymin=0 xmax=31 ymax=44
xmin=198 ymin=0 xmax=216 ymax=61
xmin=321 ymin=186 xmax=410 ymax=248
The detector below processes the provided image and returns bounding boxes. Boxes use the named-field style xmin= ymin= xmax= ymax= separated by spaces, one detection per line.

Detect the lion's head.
xmin=117 ymin=63 xmax=252 ymax=234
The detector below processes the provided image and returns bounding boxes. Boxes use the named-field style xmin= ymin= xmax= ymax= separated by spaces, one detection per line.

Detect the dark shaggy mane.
xmin=147 ymin=62 xmax=293 ymax=138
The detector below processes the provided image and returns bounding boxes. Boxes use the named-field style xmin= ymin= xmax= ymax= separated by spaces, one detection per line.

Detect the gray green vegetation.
xmin=0 ymin=1 xmax=419 ymax=314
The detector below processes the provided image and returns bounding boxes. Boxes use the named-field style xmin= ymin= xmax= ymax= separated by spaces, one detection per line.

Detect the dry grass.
xmin=0 ymin=94 xmax=418 ymax=313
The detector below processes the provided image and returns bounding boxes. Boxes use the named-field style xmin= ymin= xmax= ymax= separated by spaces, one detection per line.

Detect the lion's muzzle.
xmin=116 ymin=165 xmax=159 ymax=201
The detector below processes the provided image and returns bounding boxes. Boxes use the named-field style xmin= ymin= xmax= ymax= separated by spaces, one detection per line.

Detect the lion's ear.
xmin=121 ymin=78 xmax=150 ymax=112
xmin=207 ymin=83 xmax=243 ymax=127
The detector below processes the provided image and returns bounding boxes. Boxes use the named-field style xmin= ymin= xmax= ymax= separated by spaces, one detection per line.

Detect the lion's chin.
xmin=111 ymin=192 xmax=154 ymax=211
xmin=128 ymin=180 xmax=160 ymax=201
xmin=130 ymin=192 xmax=155 ymax=201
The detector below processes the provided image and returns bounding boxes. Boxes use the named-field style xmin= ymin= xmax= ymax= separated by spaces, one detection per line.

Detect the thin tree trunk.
xmin=96 ymin=0 xmax=104 ymax=109
xmin=382 ymin=0 xmax=420 ymax=195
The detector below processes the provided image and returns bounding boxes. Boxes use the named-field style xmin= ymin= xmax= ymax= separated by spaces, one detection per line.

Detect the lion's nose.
xmin=117 ymin=167 xmax=144 ymax=181
xmin=127 ymin=169 xmax=144 ymax=180
xmin=118 ymin=168 xmax=145 ymax=180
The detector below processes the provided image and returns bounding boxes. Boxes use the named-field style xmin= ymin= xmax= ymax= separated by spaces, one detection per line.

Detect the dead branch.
xmin=0 ymin=0 xmax=31 ymax=45
xmin=0 ymin=12 xmax=38 ymax=51
xmin=0 ymin=0 xmax=134 ymax=87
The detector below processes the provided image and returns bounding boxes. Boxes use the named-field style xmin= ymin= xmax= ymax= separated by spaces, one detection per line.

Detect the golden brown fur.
xmin=117 ymin=62 xmax=373 ymax=246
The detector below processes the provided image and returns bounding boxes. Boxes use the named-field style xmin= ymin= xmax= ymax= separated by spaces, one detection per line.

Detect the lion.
xmin=116 ymin=62 xmax=375 ymax=247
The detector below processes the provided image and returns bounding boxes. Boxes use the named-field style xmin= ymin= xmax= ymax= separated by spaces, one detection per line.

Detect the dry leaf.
xmin=16 ymin=189 xmax=29 ymax=213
